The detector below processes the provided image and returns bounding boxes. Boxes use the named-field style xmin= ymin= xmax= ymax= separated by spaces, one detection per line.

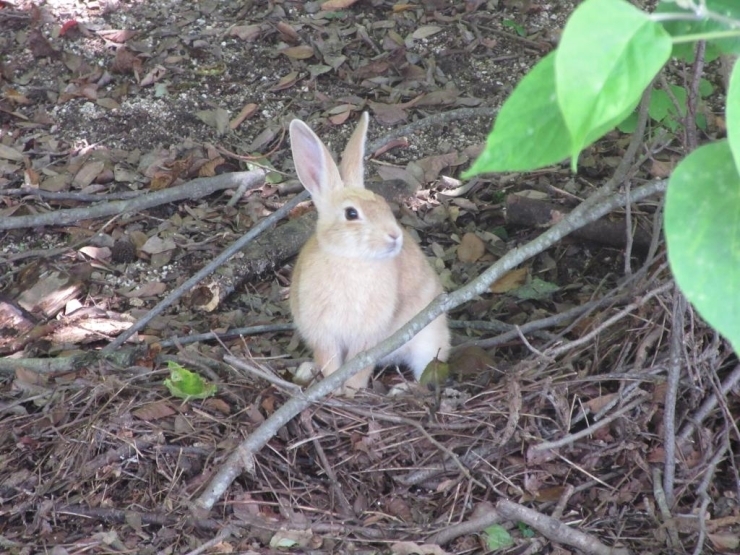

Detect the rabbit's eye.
xmin=345 ymin=207 xmax=359 ymax=221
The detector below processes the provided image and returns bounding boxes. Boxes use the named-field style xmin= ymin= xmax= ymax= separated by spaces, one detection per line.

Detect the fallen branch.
xmin=0 ymin=170 xmax=265 ymax=231
xmin=104 ymin=189 xmax=308 ymax=350
xmin=193 ymin=179 xmax=667 ymax=514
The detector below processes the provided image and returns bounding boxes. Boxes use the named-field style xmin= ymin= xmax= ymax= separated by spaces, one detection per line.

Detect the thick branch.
xmin=0 ymin=171 xmax=265 ymax=230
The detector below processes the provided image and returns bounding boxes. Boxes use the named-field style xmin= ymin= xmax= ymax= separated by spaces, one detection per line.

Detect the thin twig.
xmin=663 ymin=288 xmax=685 ymax=507
xmin=0 ymin=170 xmax=265 ymax=231
xmin=104 ymin=190 xmax=308 ymax=351
xmin=531 ymin=393 xmax=649 ymax=453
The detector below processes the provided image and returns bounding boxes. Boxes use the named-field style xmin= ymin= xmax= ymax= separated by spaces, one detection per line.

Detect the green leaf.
xmin=502 ymin=19 xmax=526 ymax=37
xmin=163 ymin=361 xmax=218 ymax=400
xmin=556 ymin=0 xmax=672 ymax=168
xmin=656 ymin=0 xmax=740 ymax=59
xmin=513 ymin=277 xmax=559 ymax=301
xmin=699 ymin=78 xmax=714 ymax=98
xmin=484 ymin=524 xmax=514 ymax=550
xmin=727 ymin=61 xmax=740 ymax=175
xmin=665 ymin=141 xmax=740 ymax=353
xmin=465 ymin=53 xmax=571 ymax=175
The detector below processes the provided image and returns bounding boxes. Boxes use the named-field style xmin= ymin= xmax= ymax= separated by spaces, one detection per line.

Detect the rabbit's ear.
xmin=339 ymin=112 xmax=369 ymax=189
xmin=290 ymin=119 xmax=343 ymax=204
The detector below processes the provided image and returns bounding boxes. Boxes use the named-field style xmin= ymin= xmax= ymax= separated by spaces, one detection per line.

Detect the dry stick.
xmin=103 ymin=189 xmax=307 ymax=351
xmin=545 ymin=281 xmax=674 ymax=358
xmin=333 ymin=401 xmax=485 ymax=488
xmin=691 ymin=430 xmax=730 ymax=555
xmin=159 ymin=324 xmax=295 ymax=348
xmin=652 ymin=467 xmax=681 ymax=549
xmin=193 ymin=179 xmax=667 ymax=514
xmin=427 ymin=499 xmax=630 ymax=555
xmin=300 ymin=412 xmax=355 ymax=518
xmin=663 ymin=290 xmax=684 ymax=509
xmin=366 ymin=107 xmax=497 ymax=154
xmin=182 ymin=525 xmax=235 ymax=555
xmin=678 ymin=363 xmax=740 ymax=444
xmin=685 ymin=40 xmax=706 ymax=152
xmin=496 ymin=499 xmax=629 ymax=555
xmin=0 ymin=170 xmax=265 ymax=231
xmin=531 ymin=393 xmax=649 ymax=453
xmin=462 ymin=294 xmax=632 ymax=349
xmin=1 ymin=187 xmax=144 ymax=202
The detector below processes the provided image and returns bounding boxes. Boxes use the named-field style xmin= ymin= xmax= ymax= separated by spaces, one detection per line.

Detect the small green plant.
xmin=502 ymin=19 xmax=526 ymax=37
xmin=483 ymin=524 xmax=514 ymax=550
xmin=163 ymin=361 xmax=218 ymax=400
xmin=466 ymin=0 xmax=740 ymax=354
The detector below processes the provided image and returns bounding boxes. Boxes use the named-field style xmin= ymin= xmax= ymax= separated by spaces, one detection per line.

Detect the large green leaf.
xmin=656 ymin=0 xmax=740 ymax=60
xmin=465 ymin=52 xmax=624 ymax=176
xmin=665 ymin=141 xmax=740 ymax=352
xmin=556 ymin=0 xmax=672 ymax=167
xmin=727 ymin=61 xmax=740 ymax=176
xmin=464 ymin=53 xmax=570 ymax=175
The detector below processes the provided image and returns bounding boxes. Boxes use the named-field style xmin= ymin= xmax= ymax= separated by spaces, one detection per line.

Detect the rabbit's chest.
xmin=298 ymin=257 xmax=399 ymax=330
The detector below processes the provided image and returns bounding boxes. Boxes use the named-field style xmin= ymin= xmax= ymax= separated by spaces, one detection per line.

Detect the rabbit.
xmin=288 ymin=111 xmax=450 ymax=394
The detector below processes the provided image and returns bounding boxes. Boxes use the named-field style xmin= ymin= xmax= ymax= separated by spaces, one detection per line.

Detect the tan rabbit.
xmin=289 ymin=112 xmax=450 ymax=394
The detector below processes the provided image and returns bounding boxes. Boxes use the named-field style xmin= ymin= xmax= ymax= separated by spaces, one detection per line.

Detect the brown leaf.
xmin=230 ymin=102 xmax=258 ymax=130
xmin=4 ymin=88 xmax=31 ymax=104
xmin=368 ymin=100 xmax=407 ymax=125
xmin=412 ymin=25 xmax=443 ymax=40
xmin=73 ymin=161 xmax=106 ymax=189
xmin=149 ymin=171 xmax=176 ymax=191
xmin=276 ymin=21 xmax=300 ymax=43
xmin=111 ymin=47 xmax=141 ymax=74
xmin=321 ymin=0 xmax=360 ymax=9
xmin=416 ymin=152 xmax=459 ymax=182
xmin=490 ymin=267 xmax=529 ymax=293
xmin=457 ymin=232 xmax=485 ymax=263
xmin=28 ymin=29 xmax=58 ymax=58
xmin=198 ymin=157 xmax=225 ymax=177
xmin=280 ymin=45 xmax=314 ymax=60
xmin=97 ymin=29 xmax=138 ymax=43
xmin=229 ymin=24 xmax=261 ymax=41
xmin=270 ymin=71 xmax=300 ymax=92
xmin=125 ymin=281 xmax=167 ymax=298
xmin=132 ymin=401 xmax=176 ymax=421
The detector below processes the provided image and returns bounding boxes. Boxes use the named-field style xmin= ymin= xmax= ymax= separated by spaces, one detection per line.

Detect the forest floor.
xmin=1 ymin=0 xmax=738 ymax=554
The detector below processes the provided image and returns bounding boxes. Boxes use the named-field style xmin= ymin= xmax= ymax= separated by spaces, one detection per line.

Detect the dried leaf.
xmin=0 ymin=144 xmax=24 ymax=162
xmin=73 ymin=161 xmax=105 ymax=188
xmin=229 ymin=102 xmax=258 ymax=130
xmin=457 ymin=232 xmax=485 ymax=263
xmin=280 ymin=45 xmax=314 ymax=60
xmin=4 ymin=88 xmax=31 ymax=104
xmin=125 ymin=281 xmax=167 ymax=298
xmin=97 ymin=29 xmax=137 ymax=43
xmin=368 ymin=100 xmax=407 ymax=125
xmin=229 ymin=24 xmax=261 ymax=41
xmin=270 ymin=71 xmax=299 ymax=92
xmin=132 ymin=401 xmax=176 ymax=421
xmin=276 ymin=21 xmax=300 ymax=43
xmin=28 ymin=29 xmax=57 ymax=58
xmin=141 ymin=236 xmax=176 ymax=255
xmin=412 ymin=25 xmax=443 ymax=40
xmin=321 ymin=0 xmax=360 ymax=9
xmin=490 ymin=267 xmax=528 ymax=293
xmin=140 ymin=65 xmax=166 ymax=87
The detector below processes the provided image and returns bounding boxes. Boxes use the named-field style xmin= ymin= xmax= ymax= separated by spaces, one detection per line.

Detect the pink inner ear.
xmin=292 ymin=124 xmax=327 ymax=193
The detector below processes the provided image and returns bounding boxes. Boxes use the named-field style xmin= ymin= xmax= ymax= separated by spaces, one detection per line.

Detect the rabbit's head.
xmin=289 ymin=113 xmax=404 ymax=260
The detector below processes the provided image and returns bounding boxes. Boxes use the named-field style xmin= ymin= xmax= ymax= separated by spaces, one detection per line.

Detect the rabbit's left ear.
xmin=339 ymin=112 xmax=369 ymax=189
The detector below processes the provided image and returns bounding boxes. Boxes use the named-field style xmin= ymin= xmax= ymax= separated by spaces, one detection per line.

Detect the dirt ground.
xmin=1 ymin=0 xmax=738 ymax=553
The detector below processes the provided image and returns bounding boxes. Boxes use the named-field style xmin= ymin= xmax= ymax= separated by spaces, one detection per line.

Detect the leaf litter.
xmin=0 ymin=0 xmax=738 ymax=553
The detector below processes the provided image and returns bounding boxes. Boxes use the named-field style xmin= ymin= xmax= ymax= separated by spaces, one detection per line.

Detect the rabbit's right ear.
xmin=289 ymin=120 xmax=343 ymax=207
